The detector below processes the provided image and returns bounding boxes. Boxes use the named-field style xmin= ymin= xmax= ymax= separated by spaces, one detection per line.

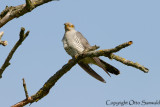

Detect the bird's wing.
xmin=76 ymin=32 xmax=111 ymax=77
xmin=78 ymin=62 xmax=106 ymax=83
xmin=76 ymin=32 xmax=91 ymax=49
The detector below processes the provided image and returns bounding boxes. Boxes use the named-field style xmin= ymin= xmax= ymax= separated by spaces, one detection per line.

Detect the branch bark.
xmin=12 ymin=41 xmax=149 ymax=107
xmin=0 ymin=27 xmax=30 ymax=78
xmin=0 ymin=0 xmax=59 ymax=28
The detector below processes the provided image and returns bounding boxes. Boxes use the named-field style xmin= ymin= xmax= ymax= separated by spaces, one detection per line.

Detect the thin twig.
xmin=12 ymin=41 xmax=149 ymax=107
xmin=22 ymin=78 xmax=29 ymax=99
xmin=0 ymin=31 xmax=7 ymax=46
xmin=0 ymin=27 xmax=30 ymax=78
xmin=110 ymin=54 xmax=149 ymax=73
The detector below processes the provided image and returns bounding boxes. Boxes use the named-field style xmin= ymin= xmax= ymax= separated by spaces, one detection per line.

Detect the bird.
xmin=62 ymin=22 xmax=120 ymax=83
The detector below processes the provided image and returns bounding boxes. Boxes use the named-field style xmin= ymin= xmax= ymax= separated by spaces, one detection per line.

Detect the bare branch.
xmin=12 ymin=59 xmax=76 ymax=107
xmin=22 ymin=78 xmax=29 ymax=99
xmin=0 ymin=31 xmax=4 ymax=40
xmin=0 ymin=0 xmax=59 ymax=28
xmin=12 ymin=41 xmax=149 ymax=107
xmin=76 ymin=41 xmax=148 ymax=73
xmin=11 ymin=97 xmax=32 ymax=107
xmin=76 ymin=41 xmax=133 ymax=60
xmin=110 ymin=54 xmax=149 ymax=73
xmin=0 ymin=31 xmax=8 ymax=46
xmin=0 ymin=27 xmax=30 ymax=78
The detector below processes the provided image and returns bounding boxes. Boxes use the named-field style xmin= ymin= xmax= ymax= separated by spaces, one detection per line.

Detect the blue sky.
xmin=0 ymin=0 xmax=159 ymax=107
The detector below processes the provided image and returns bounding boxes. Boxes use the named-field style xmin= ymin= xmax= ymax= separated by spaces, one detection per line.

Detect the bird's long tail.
xmin=78 ymin=62 xmax=106 ymax=83
xmin=92 ymin=57 xmax=111 ymax=77
xmin=98 ymin=58 xmax=120 ymax=75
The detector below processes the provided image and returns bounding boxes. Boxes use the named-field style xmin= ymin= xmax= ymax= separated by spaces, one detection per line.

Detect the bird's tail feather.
xmin=99 ymin=59 xmax=120 ymax=75
xmin=78 ymin=62 xmax=106 ymax=83
xmin=92 ymin=57 xmax=111 ymax=77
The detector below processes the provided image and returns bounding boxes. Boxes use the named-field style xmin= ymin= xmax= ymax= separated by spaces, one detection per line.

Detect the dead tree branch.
xmin=0 ymin=31 xmax=8 ymax=46
xmin=0 ymin=27 xmax=30 ymax=78
xmin=0 ymin=0 xmax=59 ymax=28
xmin=22 ymin=78 xmax=29 ymax=99
xmin=12 ymin=41 xmax=149 ymax=107
xmin=110 ymin=54 xmax=148 ymax=73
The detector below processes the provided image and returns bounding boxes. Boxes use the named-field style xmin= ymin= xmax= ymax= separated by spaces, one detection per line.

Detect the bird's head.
xmin=64 ymin=22 xmax=75 ymax=31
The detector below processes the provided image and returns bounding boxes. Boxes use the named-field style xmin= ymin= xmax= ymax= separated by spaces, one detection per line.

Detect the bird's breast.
xmin=64 ymin=31 xmax=85 ymax=56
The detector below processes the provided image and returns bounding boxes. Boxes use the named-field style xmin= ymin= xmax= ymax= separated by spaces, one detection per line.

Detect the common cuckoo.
xmin=62 ymin=22 xmax=120 ymax=83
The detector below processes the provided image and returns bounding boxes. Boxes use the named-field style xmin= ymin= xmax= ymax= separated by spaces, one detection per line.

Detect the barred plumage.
xmin=62 ymin=30 xmax=84 ymax=57
xmin=62 ymin=22 xmax=120 ymax=83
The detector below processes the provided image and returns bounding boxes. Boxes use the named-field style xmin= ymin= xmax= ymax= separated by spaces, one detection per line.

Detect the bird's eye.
xmin=70 ymin=25 xmax=74 ymax=28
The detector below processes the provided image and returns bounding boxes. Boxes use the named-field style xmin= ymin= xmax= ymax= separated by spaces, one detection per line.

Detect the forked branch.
xmin=12 ymin=41 xmax=149 ymax=107
xmin=0 ymin=0 xmax=59 ymax=28
xmin=0 ymin=27 xmax=30 ymax=78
